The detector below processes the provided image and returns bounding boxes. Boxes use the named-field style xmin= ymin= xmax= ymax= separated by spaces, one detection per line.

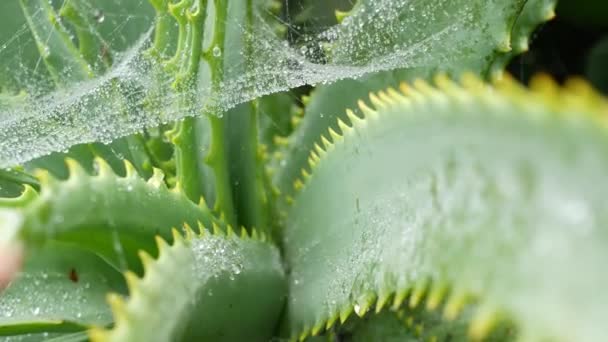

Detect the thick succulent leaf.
xmin=271 ymin=0 xmax=556 ymax=203
xmin=19 ymin=0 xmax=92 ymax=84
xmin=336 ymin=307 xmax=514 ymax=342
xmin=0 ymin=241 xmax=126 ymax=335
xmin=270 ymin=69 xmax=431 ymax=204
xmin=2 ymin=158 xmax=220 ymax=272
xmin=283 ymin=75 xmax=608 ymax=341
xmin=90 ymin=229 xmax=286 ymax=342
xmin=488 ymin=0 xmax=557 ymax=80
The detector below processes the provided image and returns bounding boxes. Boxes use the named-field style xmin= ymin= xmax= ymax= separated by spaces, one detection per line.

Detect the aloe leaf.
xmin=270 ymin=69 xmax=429 ymax=204
xmin=3 ymin=158 xmax=220 ymax=272
xmin=283 ymin=75 xmax=608 ymax=341
xmin=19 ymin=0 xmax=92 ymax=84
xmin=0 ymin=241 xmax=126 ymax=335
xmin=488 ymin=0 xmax=557 ymax=80
xmin=89 ymin=229 xmax=285 ymax=342
xmin=0 ymin=1 xmax=48 ymax=90
xmin=272 ymin=0 xmax=556 ymax=205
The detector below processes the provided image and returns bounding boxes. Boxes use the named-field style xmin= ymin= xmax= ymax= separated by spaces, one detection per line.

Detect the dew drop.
xmin=212 ymin=46 xmax=221 ymax=57
xmin=94 ymin=10 xmax=105 ymax=23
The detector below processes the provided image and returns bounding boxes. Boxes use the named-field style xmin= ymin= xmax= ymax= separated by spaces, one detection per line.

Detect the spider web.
xmin=0 ymin=0 xmax=523 ymax=167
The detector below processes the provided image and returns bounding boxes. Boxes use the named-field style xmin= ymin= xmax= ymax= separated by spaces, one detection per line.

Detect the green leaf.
xmin=283 ymin=75 xmax=608 ymax=341
xmin=0 ymin=241 xmax=126 ymax=335
xmin=488 ymin=0 xmax=557 ymax=80
xmin=4 ymin=158 xmax=221 ymax=272
xmin=90 ymin=229 xmax=286 ymax=342
xmin=272 ymin=0 xmax=556 ymax=205
xmin=19 ymin=0 xmax=92 ymax=84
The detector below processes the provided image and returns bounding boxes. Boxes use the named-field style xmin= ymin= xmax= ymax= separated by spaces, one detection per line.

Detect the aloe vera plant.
xmin=1 ymin=0 xmax=607 ymax=341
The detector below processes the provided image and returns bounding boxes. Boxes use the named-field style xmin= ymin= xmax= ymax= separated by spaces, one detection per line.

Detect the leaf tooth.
xmin=327 ymin=127 xmax=342 ymax=143
xmin=147 ymin=168 xmax=166 ymax=188
xmin=123 ymin=159 xmax=137 ymax=178
xmin=94 ymin=157 xmax=113 ymax=177
xmin=392 ymin=287 xmax=410 ymax=310
xmin=320 ymin=135 xmax=333 ymax=151
xmin=375 ymin=291 xmax=392 ymax=313
xmin=285 ymin=196 xmax=294 ymax=205
xmin=301 ymin=94 xmax=311 ymax=106
xmin=301 ymin=169 xmax=311 ymax=180
xmin=65 ymin=157 xmax=87 ymax=178
xmin=273 ymin=135 xmax=290 ymax=147
xmin=413 ymin=78 xmax=436 ymax=96
xmin=313 ymin=143 xmax=326 ymax=158
xmin=399 ymin=82 xmax=415 ymax=97
xmin=171 ymin=228 xmax=184 ymax=243
xmin=325 ymin=311 xmax=339 ymax=330
xmin=138 ymin=250 xmax=155 ymax=270
xmin=433 ymin=74 xmax=458 ymax=93
xmin=386 ymin=87 xmax=407 ymax=103
xmin=298 ymin=326 xmax=310 ymax=342
xmin=468 ymin=305 xmax=500 ymax=341
xmin=251 ymin=228 xmax=259 ymax=240
xmin=357 ymin=99 xmax=378 ymax=120
xmin=182 ymin=223 xmax=196 ymax=239
xmin=33 ymin=169 xmax=56 ymax=187
xmin=107 ymin=293 xmax=129 ymax=322
xmin=355 ymin=292 xmax=376 ymax=317
xmin=426 ymin=282 xmax=448 ymax=311
xmin=460 ymin=72 xmax=486 ymax=91
xmin=124 ymin=270 xmax=140 ymax=291
xmin=409 ymin=278 xmax=430 ymax=308
xmin=291 ymin=115 xmax=302 ymax=129
xmin=293 ymin=178 xmax=304 ymax=191
xmin=88 ymin=327 xmax=109 ymax=342
xmin=377 ymin=90 xmax=396 ymax=105
xmin=171 ymin=181 xmax=183 ymax=194
xmin=197 ymin=196 xmax=208 ymax=209
xmin=240 ymin=226 xmax=249 ymax=239
xmin=369 ymin=92 xmax=387 ymax=109
xmin=337 ymin=118 xmax=352 ymax=136
xmin=155 ymin=235 xmax=170 ymax=252
xmin=345 ymin=108 xmax=364 ymax=127
xmin=212 ymin=222 xmax=223 ymax=236
xmin=311 ymin=150 xmax=321 ymax=163
xmin=197 ymin=221 xmax=207 ymax=235
xmin=443 ymin=290 xmax=469 ymax=320
xmin=226 ymin=224 xmax=234 ymax=237
xmin=339 ymin=304 xmax=353 ymax=323
xmin=311 ymin=318 xmax=325 ymax=336
xmin=414 ymin=322 xmax=425 ymax=337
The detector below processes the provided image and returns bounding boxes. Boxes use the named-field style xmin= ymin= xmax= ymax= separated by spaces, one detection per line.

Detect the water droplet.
xmin=32 ymin=307 xmax=40 ymax=315
xmin=212 ymin=46 xmax=221 ymax=57
xmin=94 ymin=10 xmax=105 ymax=23
xmin=354 ymin=304 xmax=361 ymax=315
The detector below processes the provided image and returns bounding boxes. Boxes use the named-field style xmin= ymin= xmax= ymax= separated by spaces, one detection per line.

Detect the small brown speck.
xmin=69 ymin=268 xmax=78 ymax=283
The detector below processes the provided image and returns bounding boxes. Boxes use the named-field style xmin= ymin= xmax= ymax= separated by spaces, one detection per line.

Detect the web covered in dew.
xmin=0 ymin=0 xmax=514 ymax=167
